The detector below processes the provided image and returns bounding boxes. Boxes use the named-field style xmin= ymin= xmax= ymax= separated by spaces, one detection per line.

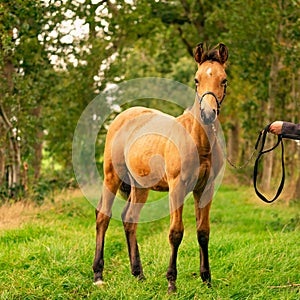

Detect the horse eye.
xmin=221 ymin=79 xmax=227 ymax=86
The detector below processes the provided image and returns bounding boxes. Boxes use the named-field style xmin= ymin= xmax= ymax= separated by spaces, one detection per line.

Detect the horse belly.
xmin=126 ymin=135 xmax=168 ymax=189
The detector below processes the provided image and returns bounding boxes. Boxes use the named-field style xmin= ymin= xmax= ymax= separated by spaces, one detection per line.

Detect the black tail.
xmin=119 ymin=180 xmax=131 ymax=200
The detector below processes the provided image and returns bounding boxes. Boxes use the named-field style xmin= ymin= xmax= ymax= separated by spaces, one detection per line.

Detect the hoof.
xmin=200 ymin=271 xmax=211 ymax=283
xmin=168 ymin=281 xmax=177 ymax=294
xmin=93 ymin=279 xmax=105 ymax=286
xmin=132 ymin=270 xmax=146 ymax=281
xmin=137 ymin=274 xmax=146 ymax=281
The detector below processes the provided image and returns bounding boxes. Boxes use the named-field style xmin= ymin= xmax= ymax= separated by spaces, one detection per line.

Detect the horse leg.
xmin=193 ymin=190 xmax=212 ymax=285
xmin=93 ymin=176 xmax=120 ymax=285
xmin=122 ymin=187 xmax=148 ymax=280
xmin=166 ymin=187 xmax=185 ymax=294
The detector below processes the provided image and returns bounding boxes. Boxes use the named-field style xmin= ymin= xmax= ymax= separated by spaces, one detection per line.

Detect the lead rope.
xmin=253 ymin=123 xmax=285 ymax=203
xmin=212 ymin=123 xmax=285 ymax=203
xmin=211 ymin=124 xmax=257 ymax=169
xmin=226 ymin=150 xmax=257 ymax=169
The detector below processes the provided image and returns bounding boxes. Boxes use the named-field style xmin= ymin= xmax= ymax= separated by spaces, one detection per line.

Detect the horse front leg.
xmin=193 ymin=190 xmax=212 ymax=286
xmin=122 ymin=187 xmax=148 ymax=280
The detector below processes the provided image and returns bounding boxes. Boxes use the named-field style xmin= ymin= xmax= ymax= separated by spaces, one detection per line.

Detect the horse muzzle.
xmin=198 ymin=91 xmax=220 ymax=125
xmin=200 ymin=108 xmax=218 ymax=125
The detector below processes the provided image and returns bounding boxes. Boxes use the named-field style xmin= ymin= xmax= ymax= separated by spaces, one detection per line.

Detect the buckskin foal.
xmin=93 ymin=43 xmax=228 ymax=293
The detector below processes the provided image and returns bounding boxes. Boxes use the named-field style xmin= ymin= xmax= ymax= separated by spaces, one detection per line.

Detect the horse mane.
xmin=201 ymin=47 xmax=222 ymax=63
xmin=194 ymin=43 xmax=228 ymax=65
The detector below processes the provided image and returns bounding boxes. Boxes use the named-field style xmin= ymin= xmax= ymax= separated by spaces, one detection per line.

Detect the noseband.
xmin=195 ymin=83 xmax=227 ymax=115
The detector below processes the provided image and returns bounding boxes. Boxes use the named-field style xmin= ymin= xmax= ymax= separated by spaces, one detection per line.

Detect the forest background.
xmin=0 ymin=0 xmax=300 ymax=203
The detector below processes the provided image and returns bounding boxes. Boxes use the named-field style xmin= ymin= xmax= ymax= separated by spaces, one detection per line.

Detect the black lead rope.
xmin=253 ymin=123 xmax=285 ymax=203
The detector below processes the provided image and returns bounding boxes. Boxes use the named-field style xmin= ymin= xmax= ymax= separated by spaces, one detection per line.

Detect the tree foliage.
xmin=0 ymin=0 xmax=299 ymax=201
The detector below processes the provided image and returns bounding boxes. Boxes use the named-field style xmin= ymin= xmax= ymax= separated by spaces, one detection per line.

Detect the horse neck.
xmin=177 ymin=99 xmax=216 ymax=155
xmin=190 ymin=96 xmax=201 ymax=117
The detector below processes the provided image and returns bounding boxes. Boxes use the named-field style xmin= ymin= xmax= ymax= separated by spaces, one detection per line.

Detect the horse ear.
xmin=218 ymin=43 xmax=228 ymax=64
xmin=194 ymin=43 xmax=204 ymax=64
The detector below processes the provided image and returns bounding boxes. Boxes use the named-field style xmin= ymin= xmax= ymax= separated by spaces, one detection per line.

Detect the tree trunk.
xmin=0 ymin=148 xmax=5 ymax=185
xmin=261 ymin=34 xmax=284 ymax=191
xmin=0 ymin=55 xmax=21 ymax=195
xmin=293 ymin=171 xmax=300 ymax=200
xmin=0 ymin=104 xmax=21 ymax=195
xmin=32 ymin=106 xmax=43 ymax=182
xmin=0 ymin=37 xmax=23 ymax=197
xmin=227 ymin=120 xmax=240 ymax=162
xmin=291 ymin=70 xmax=300 ymax=201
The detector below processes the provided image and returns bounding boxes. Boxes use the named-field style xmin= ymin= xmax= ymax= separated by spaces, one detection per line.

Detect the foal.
xmin=93 ymin=43 xmax=228 ymax=293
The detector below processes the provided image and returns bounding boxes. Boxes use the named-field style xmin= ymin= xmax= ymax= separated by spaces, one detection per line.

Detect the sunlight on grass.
xmin=0 ymin=185 xmax=299 ymax=299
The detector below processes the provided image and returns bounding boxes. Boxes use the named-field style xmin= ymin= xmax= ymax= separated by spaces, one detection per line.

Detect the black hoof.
xmin=204 ymin=281 xmax=212 ymax=288
xmin=201 ymin=271 xmax=211 ymax=281
xmin=137 ymin=274 xmax=146 ymax=281
xmin=201 ymin=271 xmax=211 ymax=287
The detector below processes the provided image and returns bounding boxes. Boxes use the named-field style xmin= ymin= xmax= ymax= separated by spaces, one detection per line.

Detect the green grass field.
xmin=1 ymin=185 xmax=300 ymax=299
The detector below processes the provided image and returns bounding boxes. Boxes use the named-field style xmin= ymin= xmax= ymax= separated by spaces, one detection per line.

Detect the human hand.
xmin=269 ymin=121 xmax=283 ymax=135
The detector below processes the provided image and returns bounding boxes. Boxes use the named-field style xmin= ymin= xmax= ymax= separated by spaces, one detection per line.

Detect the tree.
xmin=1 ymin=0 xmax=299 ymax=202
xmin=212 ymin=0 xmax=300 ymax=193
xmin=0 ymin=0 xmax=65 ymax=197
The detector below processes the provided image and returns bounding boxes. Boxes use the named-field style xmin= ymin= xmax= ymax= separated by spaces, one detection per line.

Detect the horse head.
xmin=194 ymin=43 xmax=228 ymax=125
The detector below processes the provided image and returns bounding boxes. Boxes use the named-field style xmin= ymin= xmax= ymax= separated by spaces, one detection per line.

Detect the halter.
xmin=195 ymin=82 xmax=227 ymax=115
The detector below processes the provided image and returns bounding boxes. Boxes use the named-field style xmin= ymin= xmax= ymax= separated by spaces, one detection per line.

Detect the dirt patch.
xmin=0 ymin=202 xmax=38 ymax=230
xmin=0 ymin=189 xmax=83 ymax=230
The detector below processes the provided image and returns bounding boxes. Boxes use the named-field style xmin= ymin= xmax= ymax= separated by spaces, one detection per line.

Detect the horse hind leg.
xmin=122 ymin=184 xmax=149 ymax=280
xmin=166 ymin=184 xmax=185 ymax=294
xmin=93 ymin=173 xmax=121 ymax=285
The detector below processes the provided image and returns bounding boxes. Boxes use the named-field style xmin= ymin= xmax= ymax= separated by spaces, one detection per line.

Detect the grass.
xmin=0 ymin=185 xmax=300 ymax=299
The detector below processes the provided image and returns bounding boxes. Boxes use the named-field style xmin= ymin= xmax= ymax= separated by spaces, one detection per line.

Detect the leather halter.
xmin=195 ymin=82 xmax=227 ymax=115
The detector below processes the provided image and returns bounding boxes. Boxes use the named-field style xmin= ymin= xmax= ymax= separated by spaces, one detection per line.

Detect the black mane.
xmin=201 ymin=48 xmax=222 ymax=63
xmin=194 ymin=43 xmax=228 ymax=65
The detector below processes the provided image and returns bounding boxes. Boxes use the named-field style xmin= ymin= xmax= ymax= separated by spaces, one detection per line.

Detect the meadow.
xmin=0 ymin=184 xmax=300 ymax=299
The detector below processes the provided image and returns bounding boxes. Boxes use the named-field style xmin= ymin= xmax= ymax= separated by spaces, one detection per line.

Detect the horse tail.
xmin=119 ymin=174 xmax=132 ymax=200
xmin=120 ymin=173 xmax=137 ymax=222
xmin=119 ymin=181 xmax=131 ymax=199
